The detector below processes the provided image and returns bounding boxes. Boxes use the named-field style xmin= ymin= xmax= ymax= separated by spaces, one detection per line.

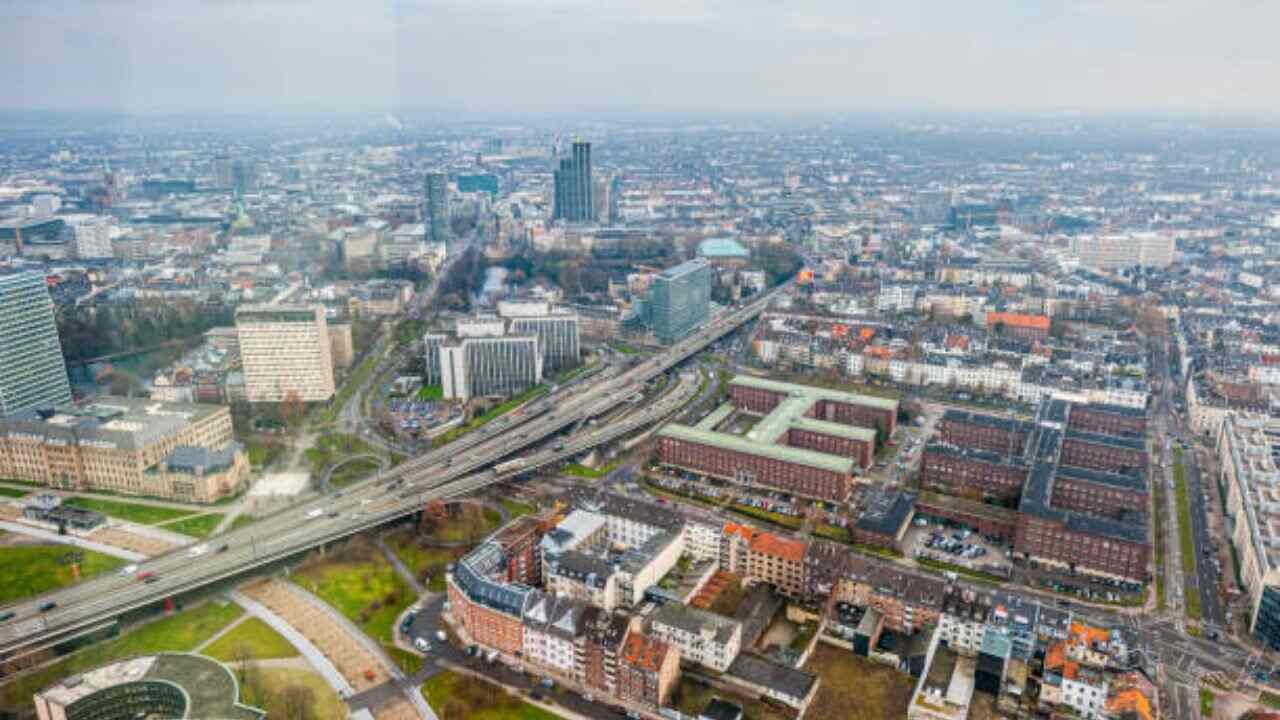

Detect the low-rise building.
xmin=646 ymin=603 xmax=742 ymax=673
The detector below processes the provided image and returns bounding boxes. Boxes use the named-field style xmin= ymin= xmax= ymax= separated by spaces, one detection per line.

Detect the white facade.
xmin=682 ymin=520 xmax=723 ymax=563
xmin=1060 ymin=675 xmax=1108 ymax=719
xmin=235 ymin=304 xmax=336 ymax=402
xmin=647 ymin=606 xmax=742 ymax=673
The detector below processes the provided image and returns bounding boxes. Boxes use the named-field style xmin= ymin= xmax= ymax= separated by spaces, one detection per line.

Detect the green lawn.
xmin=329 ymin=457 xmax=383 ymax=489
xmin=423 ymin=507 xmax=502 ymax=544
xmin=499 ymin=498 xmax=537 ymax=519
xmin=0 ymin=486 xmax=27 ymax=498
xmin=417 ymin=384 xmax=444 ymax=401
xmin=0 ymin=542 xmax=127 ymax=604
xmin=240 ymin=667 xmax=347 ymax=720
xmin=388 ymin=645 xmax=423 ymax=675
xmin=203 ymin=617 xmax=298 ymax=662
xmin=386 ymin=528 xmax=467 ymax=592
xmin=305 ymin=433 xmax=384 ymax=480
xmin=916 ymin=557 xmax=1005 ymax=585
xmin=728 ymin=503 xmax=802 ymax=530
xmin=1200 ymin=688 xmax=1215 ymax=717
xmin=1153 ymin=479 xmax=1167 ymax=611
xmin=64 ymin=497 xmax=197 ymax=525
xmin=1174 ymin=450 xmax=1203 ymax=621
xmin=562 ymin=461 xmax=621 ymax=479
xmin=228 ymin=514 xmax=258 ymax=532
xmin=0 ymin=601 xmax=243 ymax=713
xmin=422 ymin=671 xmax=563 ymax=720
xmin=293 ymin=540 xmax=415 ymax=655
xmin=163 ymin=513 xmax=225 ymax=538
xmin=1261 ymin=690 xmax=1280 ymax=709
xmin=244 ymin=438 xmax=288 ymax=469
xmin=433 ymin=386 xmax=547 ymax=448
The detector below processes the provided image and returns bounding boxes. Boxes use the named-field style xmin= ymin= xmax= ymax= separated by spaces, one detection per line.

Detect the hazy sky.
xmin=4 ymin=0 xmax=1279 ymax=115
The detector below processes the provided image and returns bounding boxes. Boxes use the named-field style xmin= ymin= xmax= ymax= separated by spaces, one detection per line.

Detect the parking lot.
xmin=904 ymin=519 xmax=1012 ymax=575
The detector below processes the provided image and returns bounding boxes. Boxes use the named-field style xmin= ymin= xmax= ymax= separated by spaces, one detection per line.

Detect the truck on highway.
xmin=494 ymin=458 xmax=526 ymax=474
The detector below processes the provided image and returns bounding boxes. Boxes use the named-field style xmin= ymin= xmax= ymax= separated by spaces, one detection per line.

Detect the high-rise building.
xmin=235 ymin=304 xmax=336 ymax=402
xmin=439 ymin=335 xmax=542 ymax=401
xmin=1072 ymin=232 xmax=1175 ymax=270
xmin=0 ymin=272 xmax=72 ymax=416
xmin=498 ymin=301 xmax=581 ymax=373
xmin=647 ymin=258 xmax=712 ymax=345
xmin=554 ymin=140 xmax=595 ymax=222
xmin=424 ymin=172 xmax=450 ymax=245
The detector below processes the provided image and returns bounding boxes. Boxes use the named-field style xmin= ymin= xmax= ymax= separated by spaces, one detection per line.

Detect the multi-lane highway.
xmin=0 ymin=290 xmax=774 ymax=664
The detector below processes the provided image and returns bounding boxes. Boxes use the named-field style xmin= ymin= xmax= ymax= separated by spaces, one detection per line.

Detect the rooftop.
xmin=659 ymin=423 xmax=855 ymax=475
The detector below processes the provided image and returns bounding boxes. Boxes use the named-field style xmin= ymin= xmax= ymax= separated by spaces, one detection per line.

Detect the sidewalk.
xmin=0 ymin=520 xmax=146 ymax=561
xmin=230 ymin=588 xmax=356 ymax=699
xmin=377 ymin=536 xmax=427 ymax=596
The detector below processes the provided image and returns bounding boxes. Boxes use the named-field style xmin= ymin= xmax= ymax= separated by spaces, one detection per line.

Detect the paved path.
xmin=112 ymin=520 xmax=193 ymax=547
xmin=0 ymin=483 xmax=224 ymax=513
xmin=191 ymin=612 xmax=249 ymax=655
xmin=284 ymin=582 xmax=437 ymax=720
xmin=0 ymin=520 xmax=146 ymax=561
xmin=376 ymin=536 xmax=427 ymax=596
xmin=229 ymin=589 xmax=356 ymax=698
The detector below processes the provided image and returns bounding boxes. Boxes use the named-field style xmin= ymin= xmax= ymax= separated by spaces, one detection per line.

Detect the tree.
xmin=281 ymin=390 xmax=305 ymax=431
xmin=280 ymin=685 xmax=315 ymax=720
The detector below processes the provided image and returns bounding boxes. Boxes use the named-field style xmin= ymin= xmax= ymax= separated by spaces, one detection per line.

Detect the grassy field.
xmin=386 ymin=528 xmax=468 ymax=592
xmin=1200 ymin=688 xmax=1215 ymax=717
xmin=305 ymin=433 xmax=384 ymax=481
xmin=0 ymin=601 xmax=243 ymax=713
xmin=424 ymin=506 xmax=502 ymax=544
xmin=164 ymin=513 xmax=225 ymax=538
xmin=329 ymin=457 xmax=383 ymax=489
xmin=417 ymin=384 xmax=444 ymax=401
xmin=244 ymin=438 xmax=288 ymax=470
xmin=422 ymin=671 xmax=562 ymax=720
xmin=1173 ymin=449 xmax=1203 ymax=621
xmin=1261 ymin=690 xmax=1280 ymax=708
xmin=318 ymin=346 xmax=382 ymax=425
xmin=0 ymin=486 xmax=28 ymax=498
xmin=64 ymin=497 xmax=197 ymax=525
xmin=0 ymin=541 xmax=127 ymax=605
xmin=240 ymin=667 xmax=347 ymax=720
xmin=916 ymin=557 xmax=1006 ymax=585
xmin=294 ymin=539 xmax=415 ymax=652
xmin=203 ymin=617 xmax=298 ymax=662
xmin=432 ymin=386 xmax=547 ymax=448
xmin=728 ymin=503 xmax=802 ymax=530
xmin=803 ymin=644 xmax=915 ymax=720
xmin=228 ymin=514 xmax=257 ymax=532
xmin=1153 ymin=477 xmax=1167 ymax=611
xmin=499 ymin=498 xmax=537 ymax=519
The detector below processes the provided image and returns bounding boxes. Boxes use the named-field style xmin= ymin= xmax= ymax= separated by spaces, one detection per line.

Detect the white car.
xmin=306 ymin=508 xmax=324 ymax=519
xmin=187 ymin=544 xmax=208 ymax=558
xmin=120 ymin=564 xmax=138 ymax=576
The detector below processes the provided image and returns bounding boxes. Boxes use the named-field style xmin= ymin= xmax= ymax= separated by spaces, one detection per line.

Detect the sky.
xmin=4 ymin=0 xmax=1279 ymax=116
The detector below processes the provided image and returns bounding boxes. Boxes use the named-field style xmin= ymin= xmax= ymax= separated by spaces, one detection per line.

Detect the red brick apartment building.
xmin=1014 ymin=512 xmax=1148 ymax=580
xmin=939 ymin=410 xmax=1032 ymax=455
xmin=1066 ymin=403 xmax=1147 ymax=437
xmin=617 ymin=632 xmax=680 ymax=708
xmin=919 ymin=443 xmax=1029 ymax=502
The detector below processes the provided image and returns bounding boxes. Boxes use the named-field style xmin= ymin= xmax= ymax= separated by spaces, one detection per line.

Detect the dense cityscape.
xmin=0 ymin=110 xmax=1277 ymax=720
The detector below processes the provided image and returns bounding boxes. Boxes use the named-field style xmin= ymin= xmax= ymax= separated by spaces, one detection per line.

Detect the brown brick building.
xmin=938 ymin=410 xmax=1032 ymax=455
xmin=1014 ymin=511 xmax=1148 ymax=580
xmin=1060 ymin=432 xmax=1147 ymax=474
xmin=617 ymin=632 xmax=679 ymax=708
xmin=1066 ymin=403 xmax=1147 ymax=437
xmin=580 ymin=608 xmax=633 ymax=697
xmin=919 ymin=444 xmax=1029 ymax=502
xmin=656 ymin=427 xmax=853 ymax=502
xmin=492 ymin=515 xmax=547 ymax=586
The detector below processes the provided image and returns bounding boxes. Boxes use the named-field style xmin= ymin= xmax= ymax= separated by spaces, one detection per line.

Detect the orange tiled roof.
xmin=1105 ymin=688 xmax=1153 ymax=720
xmin=723 ymin=522 xmax=761 ymax=543
xmin=986 ymin=311 xmax=1050 ymax=331
xmin=1044 ymin=641 xmax=1066 ymax=671
xmin=1070 ymin=621 xmax=1110 ymax=647
xmin=621 ymin=632 xmax=670 ymax=673
xmin=749 ymin=531 xmax=808 ymax=563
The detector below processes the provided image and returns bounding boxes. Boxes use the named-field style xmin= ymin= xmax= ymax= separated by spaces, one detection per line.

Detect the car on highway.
xmin=187 ymin=544 xmax=208 ymax=558
xmin=38 ymin=601 xmax=57 ymax=612
xmin=120 ymin=564 xmax=138 ymax=576
xmin=305 ymin=508 xmax=325 ymax=519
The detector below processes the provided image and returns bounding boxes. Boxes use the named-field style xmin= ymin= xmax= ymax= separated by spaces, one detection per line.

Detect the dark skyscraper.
xmin=424 ymin=171 xmax=450 ymax=245
xmin=553 ymin=140 xmax=595 ymax=222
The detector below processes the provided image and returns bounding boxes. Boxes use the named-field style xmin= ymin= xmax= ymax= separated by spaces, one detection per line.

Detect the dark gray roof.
xmin=943 ymin=409 xmax=1033 ymax=435
xmin=727 ymin=653 xmax=817 ymax=701
xmin=1065 ymin=429 xmax=1146 ymax=452
xmin=855 ymin=488 xmax=916 ymax=536
xmin=1055 ymin=463 xmax=1146 ymax=493
xmin=547 ymin=550 xmax=615 ymax=588
xmin=164 ymin=442 xmax=240 ymax=474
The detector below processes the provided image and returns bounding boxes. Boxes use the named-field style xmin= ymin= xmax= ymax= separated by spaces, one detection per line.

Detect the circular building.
xmin=34 ymin=653 xmax=264 ymax=720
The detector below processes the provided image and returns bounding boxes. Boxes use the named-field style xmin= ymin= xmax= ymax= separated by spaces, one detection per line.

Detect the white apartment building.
xmin=646 ymin=604 xmax=742 ymax=673
xmin=62 ymin=214 xmax=114 ymax=259
xmin=522 ymin=594 xmax=585 ymax=678
xmin=1061 ymin=671 xmax=1109 ymax=719
xmin=235 ymin=304 xmax=336 ymax=402
xmin=1073 ymin=232 xmax=1174 ymax=270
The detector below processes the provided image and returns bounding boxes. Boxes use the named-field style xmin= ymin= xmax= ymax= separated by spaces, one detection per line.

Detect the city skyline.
xmin=6 ymin=0 xmax=1280 ymax=116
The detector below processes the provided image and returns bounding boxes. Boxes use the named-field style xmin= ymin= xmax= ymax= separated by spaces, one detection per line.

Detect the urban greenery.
xmin=728 ymin=503 xmax=802 ymax=530
xmin=432 ymin=385 xmax=547 ymax=448
xmin=0 ymin=601 xmax=243 ymax=713
xmin=1173 ymin=449 xmax=1203 ymax=621
xmin=0 ymin=541 xmax=127 ymax=604
xmin=64 ymin=497 xmax=197 ymax=525
xmin=422 ymin=670 xmax=562 ymax=720
xmin=294 ymin=537 xmax=415 ymax=654
xmin=203 ymin=617 xmax=299 ymax=662
xmin=164 ymin=513 xmax=225 ymax=539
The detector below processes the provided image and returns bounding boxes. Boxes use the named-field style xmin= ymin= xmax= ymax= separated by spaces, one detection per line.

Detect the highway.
xmin=0 ymin=289 xmax=772 ymax=663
